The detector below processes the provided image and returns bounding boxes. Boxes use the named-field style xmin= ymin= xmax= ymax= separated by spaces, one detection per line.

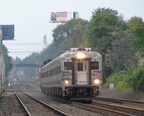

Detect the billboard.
xmin=50 ymin=12 xmax=79 ymax=23
xmin=0 ymin=25 xmax=14 ymax=40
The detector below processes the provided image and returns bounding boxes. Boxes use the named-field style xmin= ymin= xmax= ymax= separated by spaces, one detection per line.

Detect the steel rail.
xmin=71 ymin=101 xmax=133 ymax=116
xmin=95 ymin=96 xmax=144 ymax=104
xmin=14 ymin=92 xmax=31 ymax=116
xmin=92 ymin=101 xmax=144 ymax=115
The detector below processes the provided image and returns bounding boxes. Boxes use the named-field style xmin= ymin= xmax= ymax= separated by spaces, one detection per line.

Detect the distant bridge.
xmin=12 ymin=61 xmax=40 ymax=68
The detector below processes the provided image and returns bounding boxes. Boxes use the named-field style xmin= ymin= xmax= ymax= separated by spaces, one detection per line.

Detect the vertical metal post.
xmin=89 ymin=59 xmax=92 ymax=85
xmin=72 ymin=58 xmax=75 ymax=85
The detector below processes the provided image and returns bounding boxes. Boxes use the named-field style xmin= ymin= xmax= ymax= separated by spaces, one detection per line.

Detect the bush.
xmin=103 ymin=64 xmax=144 ymax=91
xmin=103 ymin=71 xmax=129 ymax=90
xmin=128 ymin=65 xmax=144 ymax=91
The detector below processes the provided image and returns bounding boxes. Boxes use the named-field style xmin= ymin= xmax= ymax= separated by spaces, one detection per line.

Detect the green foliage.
xmin=0 ymin=45 xmax=12 ymax=77
xmin=52 ymin=18 xmax=88 ymax=44
xmin=89 ymin=7 xmax=131 ymax=78
xmin=126 ymin=17 xmax=143 ymax=31
xmin=40 ymin=18 xmax=89 ymax=61
xmin=89 ymin=8 xmax=126 ymax=39
xmin=108 ymin=31 xmax=136 ymax=72
xmin=103 ymin=71 xmax=131 ymax=90
xmin=103 ymin=64 xmax=144 ymax=91
xmin=89 ymin=7 xmax=128 ymax=53
xmin=132 ymin=23 xmax=144 ymax=56
xmin=127 ymin=65 xmax=144 ymax=91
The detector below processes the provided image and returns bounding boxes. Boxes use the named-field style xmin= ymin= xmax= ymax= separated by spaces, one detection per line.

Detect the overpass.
xmin=12 ymin=61 xmax=40 ymax=68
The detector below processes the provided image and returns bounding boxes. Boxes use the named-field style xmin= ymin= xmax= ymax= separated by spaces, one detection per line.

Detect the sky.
xmin=1 ymin=0 xmax=144 ymax=59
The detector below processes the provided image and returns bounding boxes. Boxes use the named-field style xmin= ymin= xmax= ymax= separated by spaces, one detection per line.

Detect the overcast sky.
xmin=1 ymin=0 xmax=144 ymax=59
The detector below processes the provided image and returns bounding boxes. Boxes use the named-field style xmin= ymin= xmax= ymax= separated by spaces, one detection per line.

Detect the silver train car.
xmin=40 ymin=48 xmax=102 ymax=101
xmin=0 ymin=52 xmax=5 ymax=95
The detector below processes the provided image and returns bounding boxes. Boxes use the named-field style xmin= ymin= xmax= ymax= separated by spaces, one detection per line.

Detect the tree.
xmin=127 ymin=64 xmax=144 ymax=91
xmin=67 ymin=19 xmax=89 ymax=48
xmin=126 ymin=17 xmax=143 ymax=31
xmin=108 ymin=31 xmax=136 ymax=72
xmin=0 ymin=45 xmax=12 ymax=77
xmin=132 ymin=23 xmax=144 ymax=57
xmin=40 ymin=18 xmax=89 ymax=62
xmin=89 ymin=8 xmax=127 ymax=54
xmin=52 ymin=18 xmax=88 ymax=44
xmin=89 ymin=7 xmax=127 ymax=77
xmin=15 ymin=57 xmax=22 ymax=62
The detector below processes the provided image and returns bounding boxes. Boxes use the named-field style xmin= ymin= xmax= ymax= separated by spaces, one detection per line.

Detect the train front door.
xmin=74 ymin=60 xmax=89 ymax=85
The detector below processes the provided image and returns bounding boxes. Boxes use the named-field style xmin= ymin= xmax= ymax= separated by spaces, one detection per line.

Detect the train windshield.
xmin=78 ymin=62 xmax=86 ymax=71
xmin=91 ymin=61 xmax=99 ymax=70
xmin=64 ymin=62 xmax=72 ymax=70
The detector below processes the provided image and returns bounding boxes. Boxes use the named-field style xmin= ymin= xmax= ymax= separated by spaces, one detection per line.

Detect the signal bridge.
xmin=13 ymin=61 xmax=40 ymax=68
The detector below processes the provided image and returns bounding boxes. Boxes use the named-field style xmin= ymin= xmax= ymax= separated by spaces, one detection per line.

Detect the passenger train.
xmin=0 ymin=52 xmax=5 ymax=95
xmin=40 ymin=48 xmax=102 ymax=101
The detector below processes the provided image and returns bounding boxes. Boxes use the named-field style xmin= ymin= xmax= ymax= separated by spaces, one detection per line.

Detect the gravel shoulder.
xmin=100 ymin=89 xmax=144 ymax=101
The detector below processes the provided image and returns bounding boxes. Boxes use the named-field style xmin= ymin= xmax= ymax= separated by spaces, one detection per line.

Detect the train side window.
xmin=43 ymin=72 xmax=46 ymax=78
xmin=52 ymin=69 xmax=54 ymax=76
xmin=44 ymin=72 xmax=46 ymax=77
xmin=47 ymin=71 xmax=49 ymax=77
xmin=46 ymin=71 xmax=48 ymax=77
xmin=54 ymin=67 xmax=58 ymax=74
xmin=49 ymin=70 xmax=52 ymax=76
xmin=91 ymin=61 xmax=99 ymax=70
xmin=42 ymin=72 xmax=44 ymax=78
xmin=53 ymin=68 xmax=55 ymax=75
xmin=64 ymin=62 xmax=72 ymax=70
xmin=58 ymin=66 xmax=61 ymax=73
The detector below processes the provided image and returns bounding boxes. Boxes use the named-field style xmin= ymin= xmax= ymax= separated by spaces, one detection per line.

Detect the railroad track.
xmin=92 ymin=101 xmax=144 ymax=116
xmin=95 ymin=96 xmax=144 ymax=105
xmin=70 ymin=99 xmax=144 ymax=116
xmin=14 ymin=91 xmax=71 ymax=116
xmin=6 ymin=79 xmax=41 ymax=92
xmin=10 ymin=78 xmax=144 ymax=115
xmin=71 ymin=101 xmax=132 ymax=116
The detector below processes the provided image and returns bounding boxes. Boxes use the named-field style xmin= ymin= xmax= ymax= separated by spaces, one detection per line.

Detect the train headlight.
xmin=64 ymin=80 xmax=69 ymax=84
xmin=76 ymin=53 xmax=86 ymax=59
xmin=94 ymin=79 xmax=100 ymax=85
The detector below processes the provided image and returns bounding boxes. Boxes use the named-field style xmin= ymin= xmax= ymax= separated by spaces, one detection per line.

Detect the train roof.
xmin=41 ymin=48 xmax=102 ymax=67
xmin=61 ymin=48 xmax=101 ymax=58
